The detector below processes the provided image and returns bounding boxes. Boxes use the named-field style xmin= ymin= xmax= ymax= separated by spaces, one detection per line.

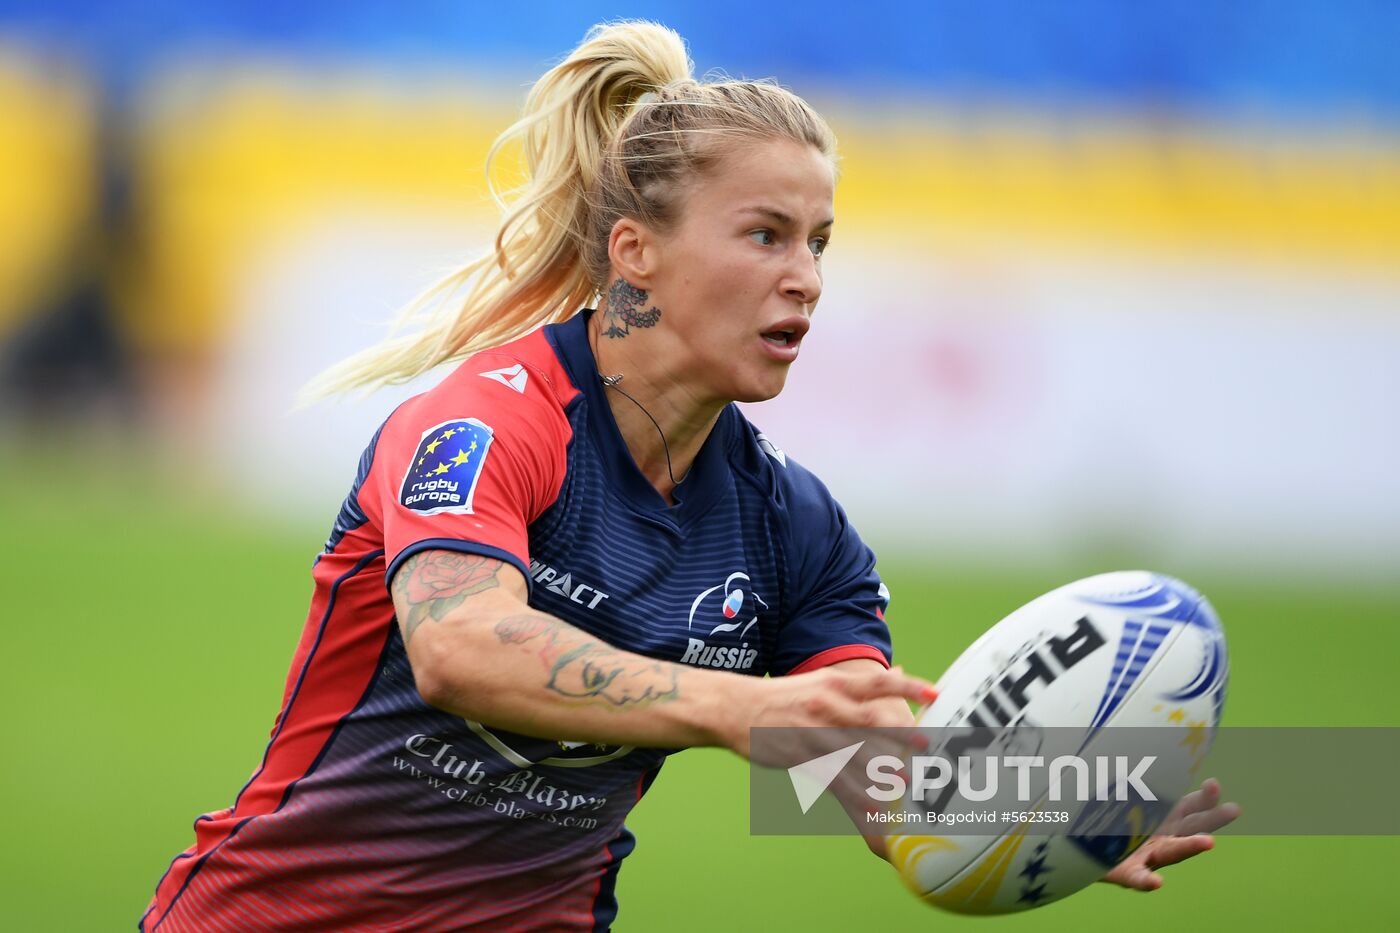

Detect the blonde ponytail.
xmin=303 ymin=20 xmax=833 ymax=400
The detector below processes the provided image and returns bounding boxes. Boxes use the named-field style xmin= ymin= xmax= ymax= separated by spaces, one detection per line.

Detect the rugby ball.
xmin=888 ymin=571 xmax=1228 ymax=914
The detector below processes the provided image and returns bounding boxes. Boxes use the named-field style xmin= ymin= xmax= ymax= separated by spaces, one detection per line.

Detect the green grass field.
xmin=3 ymin=447 xmax=1397 ymax=931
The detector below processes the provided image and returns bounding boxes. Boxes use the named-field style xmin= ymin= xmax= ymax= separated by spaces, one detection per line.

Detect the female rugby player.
xmin=142 ymin=21 xmax=1235 ymax=931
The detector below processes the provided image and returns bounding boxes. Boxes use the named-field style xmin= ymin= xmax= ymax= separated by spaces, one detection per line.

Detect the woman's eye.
xmin=748 ymin=229 xmax=775 ymax=246
xmin=808 ymin=237 xmax=828 ymax=258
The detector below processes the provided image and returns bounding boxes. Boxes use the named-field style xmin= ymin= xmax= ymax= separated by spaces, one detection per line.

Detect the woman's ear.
xmin=607 ymin=216 xmax=658 ymax=288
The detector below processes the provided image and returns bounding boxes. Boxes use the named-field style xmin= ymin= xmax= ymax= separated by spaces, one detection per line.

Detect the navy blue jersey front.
xmin=143 ymin=309 xmax=893 ymax=932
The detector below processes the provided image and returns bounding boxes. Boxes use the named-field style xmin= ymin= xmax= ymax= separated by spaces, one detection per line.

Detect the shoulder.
xmin=403 ymin=328 xmax=578 ymax=422
xmin=370 ymin=329 xmax=583 ymax=515
xmin=384 ymin=328 xmax=580 ymax=449
xmin=725 ymin=408 xmax=877 ymax=593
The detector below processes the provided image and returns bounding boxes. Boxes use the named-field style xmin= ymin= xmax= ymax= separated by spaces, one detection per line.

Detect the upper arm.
xmin=389 ymin=549 xmax=529 ymax=646
xmin=388 ymin=549 xmax=534 ymax=705
xmin=374 ymin=363 xmax=571 ymax=597
xmin=370 ymin=373 xmax=567 ymax=701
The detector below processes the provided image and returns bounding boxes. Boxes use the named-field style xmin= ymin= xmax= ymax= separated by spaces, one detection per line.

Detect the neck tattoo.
xmin=593 ymin=283 xmax=676 ymax=488
xmin=600 ymin=279 xmax=662 ymax=339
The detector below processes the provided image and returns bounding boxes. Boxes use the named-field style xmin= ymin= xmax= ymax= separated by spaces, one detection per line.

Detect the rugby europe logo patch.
xmin=399 ymin=418 xmax=494 ymax=515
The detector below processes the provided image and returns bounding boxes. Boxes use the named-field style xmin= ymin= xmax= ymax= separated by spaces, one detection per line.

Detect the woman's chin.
xmin=729 ymin=372 xmax=790 ymax=405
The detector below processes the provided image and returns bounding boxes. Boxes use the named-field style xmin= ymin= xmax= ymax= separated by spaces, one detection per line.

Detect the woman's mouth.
xmin=758 ymin=324 xmax=806 ymax=362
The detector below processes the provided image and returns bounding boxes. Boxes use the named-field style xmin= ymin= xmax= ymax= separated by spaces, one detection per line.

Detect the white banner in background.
xmin=205 ymin=214 xmax=1400 ymax=576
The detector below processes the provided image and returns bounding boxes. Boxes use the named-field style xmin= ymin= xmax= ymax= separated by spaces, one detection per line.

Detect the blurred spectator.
xmin=1 ymin=92 xmax=139 ymax=427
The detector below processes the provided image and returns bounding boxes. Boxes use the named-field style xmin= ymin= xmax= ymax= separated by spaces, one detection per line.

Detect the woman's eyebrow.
xmin=737 ymin=206 xmax=835 ymax=229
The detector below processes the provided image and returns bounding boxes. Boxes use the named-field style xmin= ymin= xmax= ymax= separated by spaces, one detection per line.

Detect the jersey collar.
xmin=546 ymin=310 xmax=733 ymax=526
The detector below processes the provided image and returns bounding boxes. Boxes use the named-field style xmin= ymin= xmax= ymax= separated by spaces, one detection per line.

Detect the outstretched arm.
xmin=391 ymin=549 xmax=936 ymax=757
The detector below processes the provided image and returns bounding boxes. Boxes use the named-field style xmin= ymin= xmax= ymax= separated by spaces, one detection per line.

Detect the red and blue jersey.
xmin=141 ymin=310 xmax=892 ymax=931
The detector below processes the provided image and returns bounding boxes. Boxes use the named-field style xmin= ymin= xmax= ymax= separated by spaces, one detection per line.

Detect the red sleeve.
xmin=786 ymin=644 xmax=891 ymax=675
xmin=375 ymin=357 xmax=572 ymax=589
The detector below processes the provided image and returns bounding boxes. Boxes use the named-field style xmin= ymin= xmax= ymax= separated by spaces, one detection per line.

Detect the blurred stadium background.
xmin=1 ymin=2 xmax=1396 ymax=930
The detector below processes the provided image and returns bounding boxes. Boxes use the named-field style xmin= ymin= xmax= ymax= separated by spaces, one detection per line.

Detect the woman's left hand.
xmin=1101 ymin=777 xmax=1242 ymax=891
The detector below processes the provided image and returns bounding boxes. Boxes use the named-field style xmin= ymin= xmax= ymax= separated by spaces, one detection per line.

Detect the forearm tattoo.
xmin=599 ymin=278 xmax=661 ymax=339
xmin=495 ymin=613 xmax=680 ymax=707
xmin=393 ymin=551 xmax=501 ymax=643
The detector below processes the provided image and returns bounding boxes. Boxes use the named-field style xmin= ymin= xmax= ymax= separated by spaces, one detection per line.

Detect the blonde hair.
xmin=302 ymin=20 xmax=836 ymax=400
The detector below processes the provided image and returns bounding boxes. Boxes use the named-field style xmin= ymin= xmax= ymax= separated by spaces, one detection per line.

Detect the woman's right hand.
xmin=715 ymin=660 xmax=936 ymax=859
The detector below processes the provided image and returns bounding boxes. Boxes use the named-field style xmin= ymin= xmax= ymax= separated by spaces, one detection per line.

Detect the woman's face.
xmin=643 ymin=137 xmax=836 ymax=405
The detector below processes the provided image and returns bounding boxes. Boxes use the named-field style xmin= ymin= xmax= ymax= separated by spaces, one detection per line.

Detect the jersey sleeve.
xmin=376 ymin=361 xmax=571 ymax=590
xmin=770 ymin=469 xmax=894 ymax=676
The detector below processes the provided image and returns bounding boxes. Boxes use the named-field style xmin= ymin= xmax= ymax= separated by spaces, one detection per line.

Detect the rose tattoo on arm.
xmin=392 ymin=551 xmax=502 ymax=643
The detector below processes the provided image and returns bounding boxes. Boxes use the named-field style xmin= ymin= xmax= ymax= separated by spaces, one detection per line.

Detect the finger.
xmin=911 ymin=676 xmax=947 ymax=721
xmin=837 ymin=668 xmax=938 ymax=705
xmin=803 ymin=691 xmax=891 ymax=730
xmin=1143 ymin=834 xmax=1215 ymax=869
xmin=1193 ymin=777 xmax=1221 ymax=811
xmin=1169 ymin=779 xmax=1220 ymax=822
xmin=1161 ymin=781 xmax=1220 ymax=834
xmin=1173 ymin=801 xmax=1242 ymax=836
xmin=1108 ymin=863 xmax=1163 ymax=891
xmin=852 ymin=671 xmax=938 ymax=706
xmin=1128 ymin=868 xmax=1163 ymax=891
